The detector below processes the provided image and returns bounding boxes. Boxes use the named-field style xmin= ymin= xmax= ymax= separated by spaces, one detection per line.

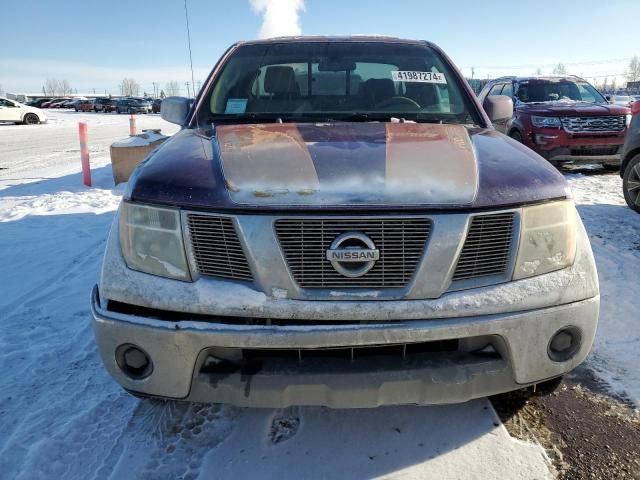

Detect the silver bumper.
xmin=92 ymin=287 xmax=599 ymax=408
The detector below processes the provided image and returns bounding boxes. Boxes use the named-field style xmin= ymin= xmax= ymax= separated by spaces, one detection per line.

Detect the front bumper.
xmin=524 ymin=127 xmax=625 ymax=165
xmin=92 ymin=287 xmax=599 ymax=408
xmin=93 ymin=206 xmax=600 ymax=407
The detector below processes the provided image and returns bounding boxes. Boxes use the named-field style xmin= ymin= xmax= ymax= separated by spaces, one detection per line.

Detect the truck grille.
xmin=187 ymin=214 xmax=253 ymax=281
xmin=561 ymin=116 xmax=626 ymax=133
xmin=275 ymin=218 xmax=431 ymax=288
xmin=452 ymin=213 xmax=515 ymax=281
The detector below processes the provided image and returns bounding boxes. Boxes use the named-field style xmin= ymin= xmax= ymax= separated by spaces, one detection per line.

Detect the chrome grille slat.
xmin=561 ymin=115 xmax=626 ymax=133
xmin=275 ymin=218 xmax=431 ymax=289
xmin=452 ymin=213 xmax=515 ymax=281
xmin=187 ymin=215 xmax=253 ymax=281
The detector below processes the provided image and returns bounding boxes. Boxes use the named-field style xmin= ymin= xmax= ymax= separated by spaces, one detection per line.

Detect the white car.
xmin=0 ymin=97 xmax=47 ymax=125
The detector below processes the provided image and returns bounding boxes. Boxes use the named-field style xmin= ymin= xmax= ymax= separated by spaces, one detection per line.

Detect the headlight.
xmin=626 ymin=114 xmax=633 ymax=127
xmin=119 ymin=202 xmax=191 ymax=281
xmin=513 ymin=200 xmax=577 ymax=280
xmin=531 ymin=116 xmax=562 ymax=128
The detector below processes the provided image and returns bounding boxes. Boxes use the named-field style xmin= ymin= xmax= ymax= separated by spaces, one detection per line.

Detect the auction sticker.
xmin=391 ymin=71 xmax=447 ymax=84
xmin=225 ymin=98 xmax=248 ymax=114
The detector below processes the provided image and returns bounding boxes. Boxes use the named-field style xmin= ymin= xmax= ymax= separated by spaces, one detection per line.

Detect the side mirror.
xmin=483 ymin=95 xmax=514 ymax=123
xmin=605 ymin=95 xmax=612 ymax=103
xmin=160 ymin=96 xmax=192 ymax=125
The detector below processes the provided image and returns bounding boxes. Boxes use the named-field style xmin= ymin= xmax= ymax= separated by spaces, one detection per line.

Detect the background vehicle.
xmin=115 ymin=98 xmax=151 ymax=114
xmin=26 ymin=98 xmax=52 ymax=108
xmin=0 ymin=96 xmax=47 ymax=124
xmin=74 ymin=100 xmax=93 ymax=112
xmin=93 ymin=97 xmax=116 ymax=112
xmin=612 ymin=95 xmax=634 ymax=108
xmin=478 ymin=76 xmax=630 ymax=169
xmin=61 ymin=99 xmax=77 ymax=109
xmin=48 ymin=98 xmax=72 ymax=108
xmin=152 ymin=98 xmax=162 ymax=113
xmin=621 ymin=101 xmax=640 ymax=212
xmin=40 ymin=99 xmax=58 ymax=108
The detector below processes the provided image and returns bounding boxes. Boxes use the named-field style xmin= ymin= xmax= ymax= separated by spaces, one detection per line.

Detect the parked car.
xmin=611 ymin=95 xmax=634 ymax=108
xmin=0 ymin=96 xmax=47 ymax=124
xmin=27 ymin=98 xmax=52 ymax=108
xmin=478 ymin=76 xmax=630 ymax=169
xmin=621 ymin=101 xmax=640 ymax=212
xmin=48 ymin=98 xmax=72 ymax=108
xmin=62 ymin=99 xmax=84 ymax=109
xmin=92 ymin=36 xmax=599 ymax=408
xmin=115 ymin=98 xmax=152 ymax=114
xmin=152 ymin=98 xmax=162 ymax=113
xmin=75 ymin=100 xmax=94 ymax=112
xmin=40 ymin=99 xmax=58 ymax=108
xmin=93 ymin=97 xmax=116 ymax=113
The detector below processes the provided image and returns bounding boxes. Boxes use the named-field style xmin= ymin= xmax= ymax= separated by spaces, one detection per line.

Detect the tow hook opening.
xmin=548 ymin=327 xmax=582 ymax=362
xmin=116 ymin=344 xmax=153 ymax=379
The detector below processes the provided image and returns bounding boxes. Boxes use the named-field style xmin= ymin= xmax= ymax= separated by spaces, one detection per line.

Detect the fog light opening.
xmin=548 ymin=327 xmax=582 ymax=362
xmin=116 ymin=344 xmax=153 ymax=379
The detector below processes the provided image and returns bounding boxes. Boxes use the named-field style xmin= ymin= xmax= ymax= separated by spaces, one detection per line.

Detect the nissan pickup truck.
xmin=92 ymin=37 xmax=600 ymax=408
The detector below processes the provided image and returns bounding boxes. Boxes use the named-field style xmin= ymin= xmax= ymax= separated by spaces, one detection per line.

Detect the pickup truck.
xmin=92 ymin=37 xmax=599 ymax=408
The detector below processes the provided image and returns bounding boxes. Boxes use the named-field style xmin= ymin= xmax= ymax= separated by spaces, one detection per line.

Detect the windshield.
xmin=202 ymin=41 xmax=481 ymax=125
xmin=516 ymin=78 xmax=606 ymax=104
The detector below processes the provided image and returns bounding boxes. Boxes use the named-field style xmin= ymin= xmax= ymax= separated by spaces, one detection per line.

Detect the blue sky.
xmin=1 ymin=0 xmax=638 ymax=95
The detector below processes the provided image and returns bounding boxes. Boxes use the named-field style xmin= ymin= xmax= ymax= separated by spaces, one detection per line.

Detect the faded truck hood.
xmin=129 ymin=123 xmax=569 ymax=211
xmin=218 ymin=123 xmax=477 ymax=205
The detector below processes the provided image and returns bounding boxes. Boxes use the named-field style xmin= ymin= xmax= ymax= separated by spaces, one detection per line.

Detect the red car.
xmin=479 ymin=76 xmax=631 ymax=168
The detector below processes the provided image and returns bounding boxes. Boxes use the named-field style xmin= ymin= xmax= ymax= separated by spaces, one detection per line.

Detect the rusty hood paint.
xmin=128 ymin=122 xmax=570 ymax=211
xmin=216 ymin=122 xmax=478 ymax=205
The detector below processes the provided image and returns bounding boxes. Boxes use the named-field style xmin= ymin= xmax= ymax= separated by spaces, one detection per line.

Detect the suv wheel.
xmin=23 ymin=113 xmax=40 ymax=125
xmin=622 ymin=154 xmax=640 ymax=213
xmin=509 ymin=130 xmax=523 ymax=143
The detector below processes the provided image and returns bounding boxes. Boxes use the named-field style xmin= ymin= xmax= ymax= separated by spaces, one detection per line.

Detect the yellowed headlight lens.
xmin=513 ymin=200 xmax=577 ymax=280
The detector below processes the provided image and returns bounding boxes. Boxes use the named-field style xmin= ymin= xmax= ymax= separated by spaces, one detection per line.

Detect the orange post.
xmin=78 ymin=122 xmax=91 ymax=186
xmin=129 ymin=114 xmax=136 ymax=136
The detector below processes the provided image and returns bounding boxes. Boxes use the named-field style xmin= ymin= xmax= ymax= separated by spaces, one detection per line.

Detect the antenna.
xmin=183 ymin=0 xmax=196 ymax=98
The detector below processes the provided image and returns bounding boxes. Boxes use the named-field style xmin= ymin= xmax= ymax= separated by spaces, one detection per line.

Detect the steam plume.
xmin=249 ymin=0 xmax=305 ymax=39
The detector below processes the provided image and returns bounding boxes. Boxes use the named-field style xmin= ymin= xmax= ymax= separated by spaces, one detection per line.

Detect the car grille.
xmin=452 ymin=213 xmax=515 ymax=281
xmin=186 ymin=214 xmax=253 ymax=281
xmin=275 ymin=218 xmax=431 ymax=288
xmin=561 ymin=116 xmax=626 ymax=133
xmin=569 ymin=145 xmax=620 ymax=157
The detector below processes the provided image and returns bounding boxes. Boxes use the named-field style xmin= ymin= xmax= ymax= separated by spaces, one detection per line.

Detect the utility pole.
xmin=185 ymin=82 xmax=191 ymax=97
xmin=152 ymin=82 xmax=159 ymax=98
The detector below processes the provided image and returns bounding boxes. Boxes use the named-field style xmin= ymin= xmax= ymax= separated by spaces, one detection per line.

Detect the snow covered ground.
xmin=1 ymin=110 xmax=637 ymax=479
xmin=565 ymin=172 xmax=640 ymax=405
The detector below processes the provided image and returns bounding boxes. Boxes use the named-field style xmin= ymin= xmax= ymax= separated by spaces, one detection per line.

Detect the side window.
xmin=488 ymin=84 xmax=505 ymax=96
xmin=501 ymin=82 xmax=513 ymax=98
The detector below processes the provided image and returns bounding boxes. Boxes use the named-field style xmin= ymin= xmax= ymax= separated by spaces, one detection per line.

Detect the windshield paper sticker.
xmin=391 ymin=71 xmax=447 ymax=84
xmin=225 ymin=98 xmax=248 ymax=114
